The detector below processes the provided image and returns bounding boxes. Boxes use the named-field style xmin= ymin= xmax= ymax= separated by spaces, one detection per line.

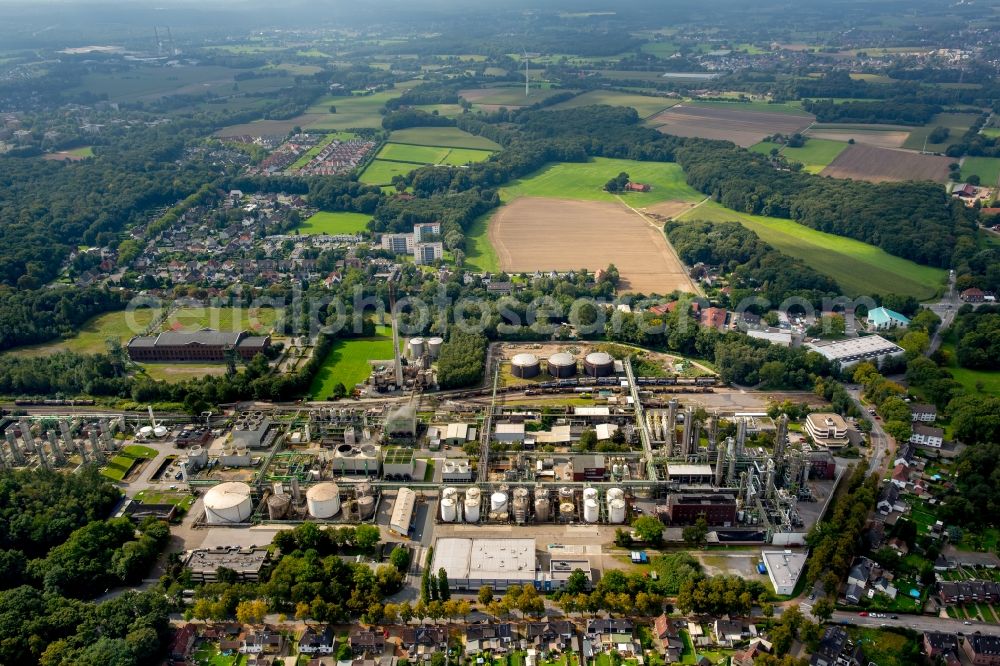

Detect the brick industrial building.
xmin=126 ymin=329 xmax=270 ymax=362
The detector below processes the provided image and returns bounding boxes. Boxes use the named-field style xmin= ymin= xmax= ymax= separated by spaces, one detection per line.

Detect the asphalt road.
xmin=832 ymin=610 xmax=1000 ymax=636
xmin=845 ymin=385 xmax=892 ymax=478
xmin=926 ymin=270 xmax=959 ymax=356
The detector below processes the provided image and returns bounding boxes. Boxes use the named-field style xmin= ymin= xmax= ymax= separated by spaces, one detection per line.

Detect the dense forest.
xmin=952 ymin=305 xmax=1000 ymax=370
xmin=436 ymin=331 xmax=488 ymax=389
xmin=664 ymin=219 xmax=840 ymax=306
xmin=802 ymin=99 xmax=940 ymax=125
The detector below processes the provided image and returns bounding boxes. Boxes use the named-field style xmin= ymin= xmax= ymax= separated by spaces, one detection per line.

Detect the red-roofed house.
xmin=700 ymin=307 xmax=728 ymax=331
xmin=170 ymin=624 xmax=197 ymax=664
xmin=961 ymin=287 xmax=985 ymax=303
xmin=625 ymin=182 xmax=651 ymax=192
xmin=954 ymin=183 xmax=978 ymax=198
xmin=891 ymin=463 xmax=910 ymax=489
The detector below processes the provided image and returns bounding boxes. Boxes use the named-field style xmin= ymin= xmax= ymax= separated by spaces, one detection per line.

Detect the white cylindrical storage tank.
xmin=464 ymin=495 xmax=480 ymax=523
xmin=466 ymin=486 xmax=481 ymax=502
xmin=443 ymin=461 xmax=456 ymax=476
xmin=609 ymin=498 xmax=627 ymax=524
xmin=139 ymin=425 xmax=153 ymax=438
xmin=306 ymin=482 xmax=341 ymax=519
xmin=607 ymin=487 xmax=625 ymax=505
xmin=203 ymin=482 xmax=253 ymax=525
xmin=583 ymin=486 xmax=598 ymax=502
xmin=441 ymin=497 xmax=458 ymax=522
xmin=442 ymin=487 xmax=459 ymax=503
xmin=511 ymin=353 xmax=541 ymax=379
xmin=583 ymin=498 xmax=600 ymax=523
xmin=584 ymin=351 xmax=615 ymax=378
xmin=153 ymin=425 xmax=168 ymax=438
xmin=409 ymin=337 xmax=425 ymax=358
xmin=547 ymin=352 xmax=576 ymax=378
xmin=427 ymin=337 xmax=444 ymax=359
xmin=490 ymin=491 xmax=508 ymax=513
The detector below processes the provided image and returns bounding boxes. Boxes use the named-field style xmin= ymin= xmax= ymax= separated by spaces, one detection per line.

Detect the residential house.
xmin=910 ymin=403 xmax=937 ymax=422
xmin=351 ymin=631 xmax=386 ymax=656
xmin=963 ymin=633 xmax=1000 ymax=666
xmin=523 ymin=621 xmax=574 ymax=652
xmin=700 ymin=307 xmax=728 ymax=331
xmin=877 ymin=484 xmax=902 ymax=514
xmin=465 ymin=623 xmax=514 ymax=654
xmin=652 ymin=614 xmax=684 ymax=663
xmin=844 ymin=583 xmax=865 ymax=605
xmin=241 ymin=631 xmax=284 ymax=655
xmin=733 ymin=639 xmax=773 ymax=666
xmin=299 ymin=626 xmax=336 ymax=655
xmin=625 ymin=182 xmax=651 ymax=192
xmin=924 ymin=632 xmax=961 ymax=666
xmin=401 ymin=626 xmax=447 ymax=655
xmin=910 ymin=424 xmax=944 ymax=448
xmin=886 ymin=537 xmax=909 ymax=555
xmin=169 ymin=624 xmax=197 ymax=664
xmin=891 ymin=462 xmax=911 ymax=489
xmin=586 ymin=618 xmax=635 ymax=653
xmin=713 ymin=618 xmax=744 ymax=647
xmin=961 ymin=287 xmax=986 ymax=303
xmin=810 ymin=626 xmax=865 ymax=666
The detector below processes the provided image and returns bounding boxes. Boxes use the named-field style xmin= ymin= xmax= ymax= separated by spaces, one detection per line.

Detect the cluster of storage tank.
xmin=439 ymin=485 xmax=627 ymax=524
xmin=408 ymin=337 xmax=444 ymax=359
xmin=264 ymin=480 xmax=376 ymax=522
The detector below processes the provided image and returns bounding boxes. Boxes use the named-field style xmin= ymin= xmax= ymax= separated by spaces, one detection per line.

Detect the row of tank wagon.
xmin=438 ymin=485 xmax=630 ymax=525
xmin=202 ymin=480 xmax=379 ymax=524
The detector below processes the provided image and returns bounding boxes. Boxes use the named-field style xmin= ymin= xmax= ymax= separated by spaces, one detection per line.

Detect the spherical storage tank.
xmin=427 ymin=337 xmax=444 ymax=359
xmin=204 ymin=482 xmax=253 ymax=525
xmin=584 ymin=351 xmax=615 ymax=378
xmin=409 ymin=337 xmax=426 ymax=358
xmin=609 ymin=498 xmax=627 ymax=524
xmin=306 ymin=482 xmax=341 ymax=519
xmin=548 ymin=352 xmax=576 ymax=378
xmin=511 ymin=353 xmax=541 ymax=379
xmin=583 ymin=498 xmax=600 ymax=523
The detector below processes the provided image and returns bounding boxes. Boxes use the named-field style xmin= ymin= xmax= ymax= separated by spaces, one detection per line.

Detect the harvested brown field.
xmin=806 ymin=128 xmax=910 ymax=149
xmin=645 ymin=200 xmax=703 ymax=219
xmin=648 ymin=104 xmax=813 ymax=147
xmin=820 ymin=144 xmax=952 ymax=183
xmin=215 ymin=117 xmax=319 ymax=138
xmin=488 ymin=197 xmax=696 ymax=295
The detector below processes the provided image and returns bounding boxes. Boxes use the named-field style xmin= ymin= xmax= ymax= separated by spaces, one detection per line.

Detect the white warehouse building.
xmin=431 ymin=537 xmax=537 ymax=591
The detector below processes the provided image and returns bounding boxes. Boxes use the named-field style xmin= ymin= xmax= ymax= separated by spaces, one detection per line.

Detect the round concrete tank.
xmin=441 ymin=497 xmax=458 ymax=522
xmin=559 ymin=501 xmax=575 ymax=522
xmin=357 ymin=495 xmax=376 ymax=519
xmin=490 ymin=491 xmax=508 ymax=513
xmin=306 ymin=482 xmax=341 ymax=518
xmin=464 ymin=494 xmax=480 ymax=522
xmin=356 ymin=482 xmax=373 ymax=498
xmin=427 ymin=337 xmax=444 ymax=359
xmin=583 ymin=487 xmax=598 ymax=502
xmin=584 ymin=351 xmax=615 ymax=378
xmin=267 ymin=493 xmax=291 ymax=520
xmin=409 ymin=337 xmax=425 ymax=358
xmin=511 ymin=353 xmax=541 ymax=379
xmin=547 ymin=352 xmax=576 ymax=378
xmin=609 ymin=498 xmax=627 ymax=524
xmin=583 ymin=498 xmax=600 ymax=523
xmin=534 ymin=496 xmax=551 ymax=522
xmin=203 ymin=482 xmax=253 ymax=524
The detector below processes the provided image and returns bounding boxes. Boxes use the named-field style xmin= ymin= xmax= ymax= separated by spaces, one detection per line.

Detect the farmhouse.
xmin=625 ymin=181 xmax=651 ymax=192
xmin=126 ymin=329 xmax=270 ymax=362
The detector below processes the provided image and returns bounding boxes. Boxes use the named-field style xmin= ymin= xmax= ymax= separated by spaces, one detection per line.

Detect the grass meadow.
xmin=297 ymin=211 xmax=371 ymax=235
xmin=309 ymin=327 xmax=396 ymax=398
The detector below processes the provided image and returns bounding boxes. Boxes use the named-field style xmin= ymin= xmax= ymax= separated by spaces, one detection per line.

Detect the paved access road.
xmin=832 ymin=610 xmax=1000 ymax=636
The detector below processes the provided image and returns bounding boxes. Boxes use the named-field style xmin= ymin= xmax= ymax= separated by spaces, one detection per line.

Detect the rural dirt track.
xmin=820 ymin=143 xmax=952 ymax=183
xmin=488 ymin=197 xmax=697 ymax=295
xmin=648 ymin=104 xmax=813 ymax=147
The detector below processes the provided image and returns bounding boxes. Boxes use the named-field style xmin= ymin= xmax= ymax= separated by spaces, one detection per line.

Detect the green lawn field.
xmin=960 ymin=157 xmax=1000 ymax=187
xmin=903 ymin=112 xmax=979 ymax=152
xmin=101 ymin=445 xmax=158 ymax=482
xmin=310 ymin=328 xmax=396 ymax=398
xmin=463 ymin=211 xmax=501 ymax=272
xmin=461 ymin=86 xmax=573 ymax=107
xmin=439 ymin=147 xmax=495 ymax=165
xmin=981 ymin=128 xmax=1000 ymax=138
xmin=750 ymin=138 xmax=849 ymax=173
xmin=499 ymin=157 xmax=705 ymax=206
xmin=69 ymin=65 xmax=274 ymax=103
xmin=548 ymin=90 xmax=681 ymax=118
xmin=377 ymin=143 xmax=451 ymax=164
xmin=66 ymin=146 xmax=94 ymax=158
xmin=304 ymin=89 xmax=406 ymax=129
xmin=7 ymin=307 xmax=282 ymax=358
xmin=389 ymin=126 xmax=500 ymax=150
xmin=687 ymin=99 xmax=812 ymax=116
xmin=359 ymin=159 xmax=423 ymax=185
xmin=939 ymin=334 xmax=1000 ymax=397
xmin=298 ymin=211 xmax=371 ymax=235
xmin=678 ymin=201 xmax=946 ymax=300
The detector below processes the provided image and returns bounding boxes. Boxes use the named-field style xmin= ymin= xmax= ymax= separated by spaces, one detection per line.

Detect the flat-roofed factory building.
xmin=431 ymin=537 xmax=537 ymax=591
